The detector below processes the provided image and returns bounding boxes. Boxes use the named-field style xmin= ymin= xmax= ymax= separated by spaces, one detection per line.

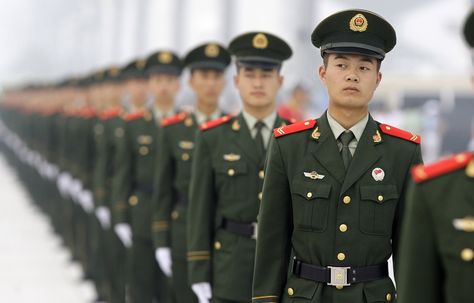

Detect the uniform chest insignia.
xmin=453 ymin=217 xmax=474 ymax=232
xmin=303 ymin=171 xmax=325 ymax=180
xmin=411 ymin=151 xmax=473 ymax=183
xmin=311 ymin=127 xmax=320 ymax=140
xmin=371 ymin=167 xmax=385 ymax=181
xmin=184 ymin=117 xmax=194 ymax=127
xmin=137 ymin=135 xmax=153 ymax=145
xmin=274 ymin=119 xmax=317 ymax=138
xmin=232 ymin=120 xmax=240 ymax=131
xmin=179 ymin=141 xmax=194 ymax=150
xmin=223 ymin=153 xmax=241 ymax=162
xmin=114 ymin=127 xmax=124 ymax=138
xmin=373 ymin=130 xmax=382 ymax=143
xmin=379 ymin=123 xmax=420 ymax=144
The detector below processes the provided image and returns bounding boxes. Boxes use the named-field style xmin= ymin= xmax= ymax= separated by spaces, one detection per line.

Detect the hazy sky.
xmin=0 ymin=0 xmax=472 ymax=87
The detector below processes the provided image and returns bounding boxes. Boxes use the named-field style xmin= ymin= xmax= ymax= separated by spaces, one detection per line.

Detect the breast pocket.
xmin=214 ymin=162 xmax=248 ymax=199
xmin=291 ymin=181 xmax=331 ymax=232
xmin=359 ymin=185 xmax=399 ymax=236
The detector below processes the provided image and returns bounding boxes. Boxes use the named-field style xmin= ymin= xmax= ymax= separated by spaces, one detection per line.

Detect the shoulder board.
xmin=124 ymin=110 xmax=145 ymax=122
xmin=161 ymin=112 xmax=187 ymax=127
xmin=200 ymin=115 xmax=233 ymax=131
xmin=411 ymin=151 xmax=473 ymax=183
xmin=80 ymin=108 xmax=96 ymax=118
xmin=379 ymin=123 xmax=420 ymax=144
xmin=274 ymin=119 xmax=316 ymax=138
xmin=100 ymin=107 xmax=122 ymax=120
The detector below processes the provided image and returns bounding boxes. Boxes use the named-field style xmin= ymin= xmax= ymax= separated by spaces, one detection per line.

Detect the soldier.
xmin=397 ymin=9 xmax=474 ymax=303
xmin=251 ymin=9 xmax=423 ymax=303
xmin=112 ymin=54 xmax=179 ymax=303
xmin=186 ymin=32 xmax=292 ymax=303
xmin=151 ymin=43 xmax=230 ymax=303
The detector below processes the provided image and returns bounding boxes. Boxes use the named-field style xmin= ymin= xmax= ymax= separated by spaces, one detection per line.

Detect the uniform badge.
xmin=453 ymin=217 xmax=474 ymax=232
xmin=184 ymin=117 xmax=193 ymax=127
xmin=311 ymin=127 xmax=320 ymax=140
xmin=466 ymin=160 xmax=474 ymax=178
xmin=372 ymin=168 xmax=385 ymax=181
xmin=232 ymin=120 xmax=240 ymax=131
xmin=144 ymin=111 xmax=152 ymax=121
xmin=136 ymin=58 xmax=146 ymax=70
xmin=137 ymin=135 xmax=153 ymax=145
xmin=179 ymin=141 xmax=194 ymax=150
xmin=205 ymin=44 xmax=219 ymax=58
xmin=114 ymin=127 xmax=124 ymax=138
xmin=253 ymin=33 xmax=268 ymax=49
xmin=158 ymin=52 xmax=173 ymax=64
xmin=350 ymin=13 xmax=368 ymax=32
xmin=223 ymin=153 xmax=241 ymax=162
xmin=373 ymin=130 xmax=382 ymax=143
xmin=303 ymin=171 xmax=325 ymax=180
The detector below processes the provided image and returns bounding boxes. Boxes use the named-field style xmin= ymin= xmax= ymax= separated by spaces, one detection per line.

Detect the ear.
xmin=375 ymin=72 xmax=382 ymax=87
xmin=277 ymin=74 xmax=284 ymax=89
xmin=318 ymin=65 xmax=327 ymax=85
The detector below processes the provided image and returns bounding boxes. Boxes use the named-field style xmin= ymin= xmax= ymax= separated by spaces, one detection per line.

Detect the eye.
xmin=360 ymin=66 xmax=370 ymax=71
xmin=336 ymin=63 xmax=347 ymax=69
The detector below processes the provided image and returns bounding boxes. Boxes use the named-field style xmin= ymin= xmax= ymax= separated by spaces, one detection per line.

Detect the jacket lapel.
xmin=340 ymin=116 xmax=382 ymax=194
xmin=310 ymin=113 xmax=346 ymax=184
xmin=230 ymin=113 xmax=260 ymax=165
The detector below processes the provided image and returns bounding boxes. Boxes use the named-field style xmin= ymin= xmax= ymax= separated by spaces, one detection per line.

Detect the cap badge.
xmin=158 ymin=52 xmax=173 ymax=64
xmin=109 ymin=66 xmax=120 ymax=76
xmin=205 ymin=44 xmax=220 ymax=57
xmin=350 ymin=13 xmax=368 ymax=32
xmin=136 ymin=58 xmax=146 ymax=70
xmin=253 ymin=33 xmax=268 ymax=49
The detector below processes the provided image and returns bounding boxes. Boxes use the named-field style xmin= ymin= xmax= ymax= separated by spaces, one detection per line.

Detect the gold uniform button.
xmin=306 ymin=192 xmax=313 ymax=198
xmin=181 ymin=153 xmax=190 ymax=161
xmin=287 ymin=287 xmax=294 ymax=296
xmin=258 ymin=192 xmax=263 ymax=201
xmin=461 ymin=248 xmax=474 ymax=261
xmin=337 ymin=253 xmax=346 ymax=261
xmin=171 ymin=211 xmax=179 ymax=220
xmin=129 ymin=195 xmax=138 ymax=206
xmin=227 ymin=168 xmax=235 ymax=176
xmin=378 ymin=195 xmax=384 ymax=202
xmin=258 ymin=170 xmax=264 ymax=179
xmin=335 ymin=285 xmax=344 ymax=290
xmin=139 ymin=146 xmax=149 ymax=155
xmin=339 ymin=224 xmax=348 ymax=233
xmin=214 ymin=241 xmax=222 ymax=250
xmin=343 ymin=196 xmax=351 ymax=204
xmin=386 ymin=293 xmax=392 ymax=301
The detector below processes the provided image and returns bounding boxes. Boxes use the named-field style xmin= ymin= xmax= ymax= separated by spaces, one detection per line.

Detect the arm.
xmin=252 ymin=137 xmax=292 ymax=303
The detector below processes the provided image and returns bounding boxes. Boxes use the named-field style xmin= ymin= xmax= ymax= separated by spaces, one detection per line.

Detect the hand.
xmin=95 ymin=206 xmax=111 ymax=229
xmin=114 ymin=223 xmax=133 ymax=248
xmin=191 ymin=282 xmax=212 ymax=303
xmin=78 ymin=190 xmax=94 ymax=213
xmin=155 ymin=247 xmax=172 ymax=277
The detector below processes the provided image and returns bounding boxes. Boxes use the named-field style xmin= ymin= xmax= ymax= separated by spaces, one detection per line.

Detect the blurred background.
xmin=1 ymin=0 xmax=474 ymax=161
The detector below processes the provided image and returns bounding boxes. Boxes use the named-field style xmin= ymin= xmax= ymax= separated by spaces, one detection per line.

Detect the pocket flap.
xmin=285 ymin=274 xmax=320 ymax=299
xmin=363 ymin=278 xmax=396 ymax=302
xmin=360 ymin=185 xmax=398 ymax=203
xmin=292 ymin=181 xmax=332 ymax=200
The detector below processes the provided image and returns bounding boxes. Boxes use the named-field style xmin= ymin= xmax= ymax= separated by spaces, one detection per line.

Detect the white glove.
xmin=69 ymin=179 xmax=83 ymax=202
xmin=57 ymin=172 xmax=72 ymax=198
xmin=114 ymin=223 xmax=133 ymax=248
xmin=95 ymin=206 xmax=111 ymax=229
xmin=191 ymin=282 xmax=212 ymax=303
xmin=78 ymin=189 xmax=94 ymax=213
xmin=155 ymin=247 xmax=173 ymax=277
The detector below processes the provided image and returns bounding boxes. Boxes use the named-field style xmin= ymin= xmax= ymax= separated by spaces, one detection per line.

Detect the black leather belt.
xmin=292 ymin=258 xmax=388 ymax=287
xmin=221 ymin=218 xmax=258 ymax=240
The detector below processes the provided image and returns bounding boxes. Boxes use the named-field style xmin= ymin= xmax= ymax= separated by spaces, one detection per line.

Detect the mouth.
xmin=251 ymin=91 xmax=266 ymax=97
xmin=343 ymin=87 xmax=360 ymax=93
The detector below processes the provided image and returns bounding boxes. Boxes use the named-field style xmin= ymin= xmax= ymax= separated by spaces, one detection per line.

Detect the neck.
xmin=154 ymin=98 xmax=174 ymax=113
xmin=196 ymin=101 xmax=218 ymax=116
xmin=328 ymin=103 xmax=368 ymax=129
xmin=243 ymin=103 xmax=275 ymax=121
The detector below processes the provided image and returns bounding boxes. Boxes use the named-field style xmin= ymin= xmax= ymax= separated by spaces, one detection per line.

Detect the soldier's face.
xmin=125 ymin=79 xmax=148 ymax=107
xmin=189 ymin=69 xmax=225 ymax=106
xmin=319 ymin=53 xmax=381 ymax=110
xmin=234 ymin=67 xmax=282 ymax=110
xmin=148 ymin=74 xmax=180 ymax=102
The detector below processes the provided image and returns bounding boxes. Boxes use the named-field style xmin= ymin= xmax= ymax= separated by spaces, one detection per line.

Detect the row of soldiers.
xmin=1 ymin=8 xmax=473 ymax=303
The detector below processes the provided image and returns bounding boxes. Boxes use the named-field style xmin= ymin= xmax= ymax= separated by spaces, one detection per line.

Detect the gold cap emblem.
xmin=136 ymin=58 xmax=146 ymax=70
xmin=158 ymin=52 xmax=173 ymax=64
xmin=205 ymin=44 xmax=220 ymax=58
xmin=350 ymin=13 xmax=368 ymax=32
xmin=109 ymin=66 xmax=120 ymax=76
xmin=253 ymin=33 xmax=268 ymax=49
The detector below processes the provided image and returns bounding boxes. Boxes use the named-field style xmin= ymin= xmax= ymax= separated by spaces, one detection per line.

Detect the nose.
xmin=345 ymin=73 xmax=359 ymax=83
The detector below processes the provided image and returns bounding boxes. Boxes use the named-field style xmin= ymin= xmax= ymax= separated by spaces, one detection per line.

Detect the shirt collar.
xmin=194 ymin=108 xmax=221 ymax=125
xmin=153 ymin=106 xmax=174 ymax=121
xmin=326 ymin=111 xmax=368 ymax=142
xmin=242 ymin=110 xmax=277 ymax=131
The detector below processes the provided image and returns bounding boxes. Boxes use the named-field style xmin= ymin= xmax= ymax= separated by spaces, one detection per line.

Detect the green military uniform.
xmin=187 ymin=33 xmax=292 ymax=303
xmin=397 ymin=9 xmax=474 ymax=303
xmin=397 ymin=152 xmax=474 ymax=303
xmin=152 ymin=44 xmax=230 ymax=303
xmin=251 ymin=10 xmax=423 ymax=303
